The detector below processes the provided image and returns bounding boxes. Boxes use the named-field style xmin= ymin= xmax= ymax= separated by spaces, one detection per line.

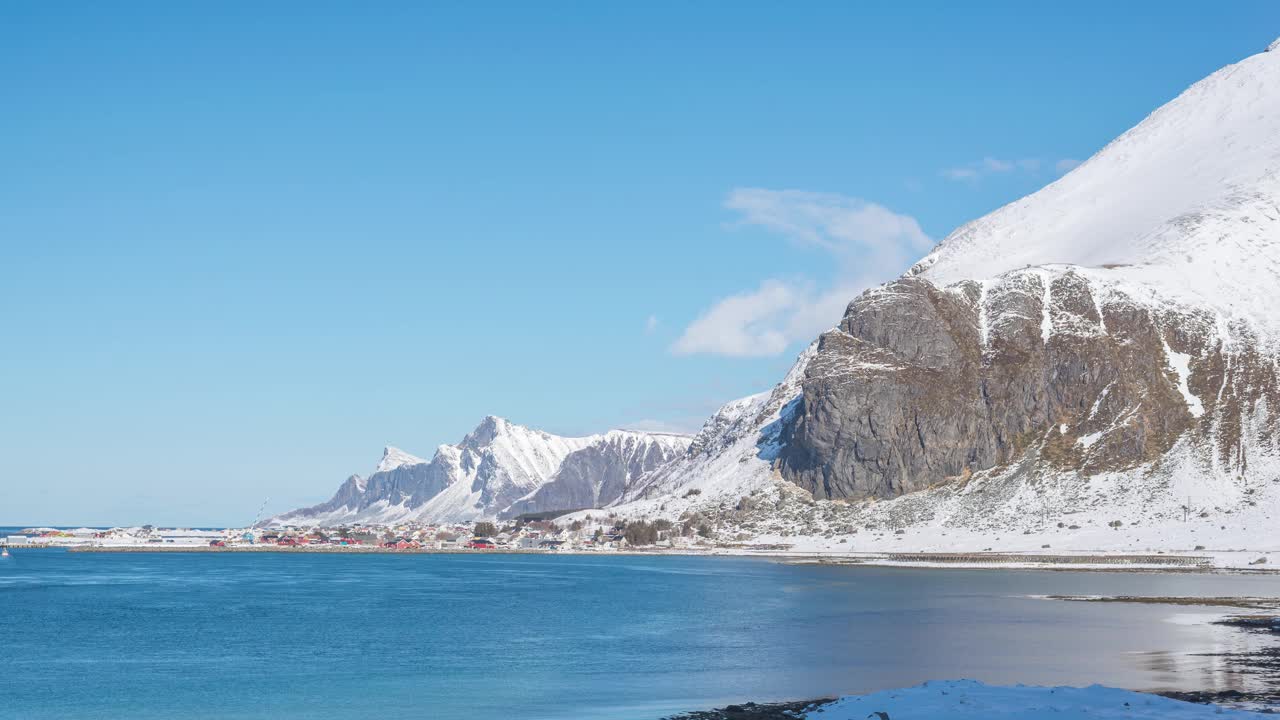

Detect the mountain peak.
xmin=375 ymin=445 xmax=426 ymax=473
xmin=914 ymin=40 xmax=1280 ymax=337
xmin=461 ymin=415 xmax=510 ymax=449
xmin=1268 ymin=36 xmax=1280 ymax=52
xmin=346 ymin=474 xmax=367 ymax=493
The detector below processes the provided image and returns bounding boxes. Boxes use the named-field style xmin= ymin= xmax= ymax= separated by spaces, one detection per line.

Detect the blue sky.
xmin=4 ymin=2 xmax=1279 ymax=526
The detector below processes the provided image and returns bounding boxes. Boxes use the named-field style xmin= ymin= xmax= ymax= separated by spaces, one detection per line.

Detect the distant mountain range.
xmin=269 ymin=417 xmax=689 ymax=525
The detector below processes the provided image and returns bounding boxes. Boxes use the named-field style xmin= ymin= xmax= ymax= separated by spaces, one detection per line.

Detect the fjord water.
xmin=2 ymin=549 xmax=1278 ymax=720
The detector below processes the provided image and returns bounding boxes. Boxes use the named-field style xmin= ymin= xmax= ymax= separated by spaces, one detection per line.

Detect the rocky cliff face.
xmin=779 ymin=268 xmax=1278 ymax=500
xmin=772 ymin=38 xmax=1280 ymax=504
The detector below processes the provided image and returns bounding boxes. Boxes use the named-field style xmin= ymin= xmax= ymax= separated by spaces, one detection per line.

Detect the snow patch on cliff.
xmin=1163 ymin=341 xmax=1205 ymax=418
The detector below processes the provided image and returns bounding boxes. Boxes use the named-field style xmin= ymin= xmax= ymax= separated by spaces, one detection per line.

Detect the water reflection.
xmin=1110 ymin=604 xmax=1280 ymax=707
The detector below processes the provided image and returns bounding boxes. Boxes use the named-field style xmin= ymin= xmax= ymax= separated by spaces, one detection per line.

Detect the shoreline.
xmin=49 ymin=544 xmax=1279 ymax=574
xmin=664 ymin=698 xmax=837 ymax=719
xmin=672 ymin=685 xmax=1278 ymax=720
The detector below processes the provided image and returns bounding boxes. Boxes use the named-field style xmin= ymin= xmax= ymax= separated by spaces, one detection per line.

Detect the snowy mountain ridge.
xmin=585 ymin=342 xmax=817 ymax=521
xmin=269 ymin=417 xmax=690 ymax=526
xmin=915 ymin=38 xmax=1280 ymax=342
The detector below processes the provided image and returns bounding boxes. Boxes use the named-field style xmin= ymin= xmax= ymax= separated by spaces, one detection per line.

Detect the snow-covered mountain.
xmin=579 ymin=342 xmax=817 ymax=522
xmin=583 ymin=38 xmax=1280 ymax=545
xmin=502 ymin=430 xmax=694 ymax=518
xmin=269 ymin=417 xmax=690 ymax=526
xmin=276 ymin=39 xmax=1280 ymax=550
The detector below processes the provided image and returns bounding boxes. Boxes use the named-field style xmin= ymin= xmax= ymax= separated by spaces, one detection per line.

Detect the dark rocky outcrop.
xmin=778 ymin=268 xmax=1279 ymax=501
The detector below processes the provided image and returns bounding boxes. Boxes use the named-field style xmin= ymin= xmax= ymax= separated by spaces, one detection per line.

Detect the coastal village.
xmin=2 ymin=515 xmax=718 ymax=553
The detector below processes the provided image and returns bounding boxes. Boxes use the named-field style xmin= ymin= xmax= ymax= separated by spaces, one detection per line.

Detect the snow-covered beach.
xmin=808 ymin=681 xmax=1276 ymax=720
xmin=16 ymin=521 xmax=1278 ymax=586
xmin=675 ymin=682 xmax=1278 ymax=720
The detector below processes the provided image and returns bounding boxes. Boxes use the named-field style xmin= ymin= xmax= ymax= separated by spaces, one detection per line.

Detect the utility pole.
xmin=1241 ymin=438 xmax=1249 ymax=492
xmin=251 ymin=497 xmax=269 ymax=529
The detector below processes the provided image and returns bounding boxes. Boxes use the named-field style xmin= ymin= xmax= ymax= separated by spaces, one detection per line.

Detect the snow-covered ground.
xmin=5 ymin=527 xmax=225 ymax=548
xmin=807 ymin=680 xmax=1271 ymax=719
xmin=702 ymin=468 xmax=1280 ymax=570
xmin=568 ymin=414 xmax=1280 ymax=570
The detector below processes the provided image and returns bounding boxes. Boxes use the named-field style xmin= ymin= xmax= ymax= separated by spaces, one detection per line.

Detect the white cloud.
xmin=940 ymin=167 xmax=980 ymax=182
xmin=942 ymin=156 xmax=1043 ymax=182
xmin=672 ymin=189 xmax=932 ymax=358
xmin=645 ymin=314 xmax=659 ymax=333
xmin=1055 ymin=158 xmax=1082 ymax=173
xmin=982 ymin=156 xmax=1014 ymax=173
xmin=724 ymin=188 xmax=931 ymax=254
xmin=671 ymin=279 xmax=798 ymax=357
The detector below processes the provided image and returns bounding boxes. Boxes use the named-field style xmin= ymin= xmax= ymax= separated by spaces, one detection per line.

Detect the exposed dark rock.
xmin=779 ymin=268 xmax=1279 ymax=501
xmin=663 ymin=698 xmax=836 ymax=720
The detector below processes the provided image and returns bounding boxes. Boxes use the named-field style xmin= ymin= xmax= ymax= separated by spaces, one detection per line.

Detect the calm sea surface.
xmin=2 ymin=544 xmax=1279 ymax=719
